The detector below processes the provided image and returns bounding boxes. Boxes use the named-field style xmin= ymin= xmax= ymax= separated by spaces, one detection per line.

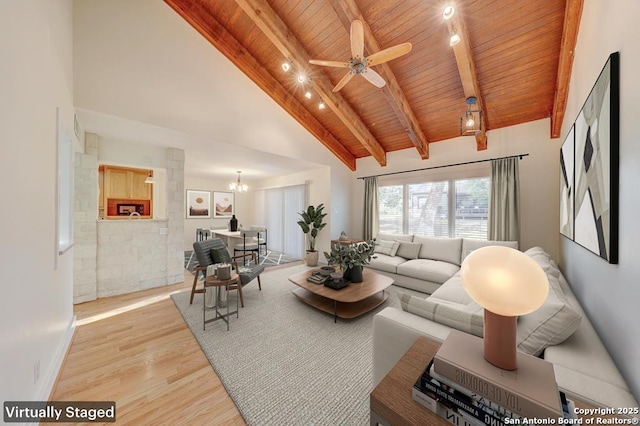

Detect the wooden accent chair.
xmin=190 ymin=237 xmax=265 ymax=306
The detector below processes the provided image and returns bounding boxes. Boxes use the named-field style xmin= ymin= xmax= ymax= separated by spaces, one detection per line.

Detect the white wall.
xmin=559 ymin=0 xmax=640 ymax=401
xmin=352 ymin=119 xmax=561 ymax=260
xmin=0 ymin=0 xmax=75 ymax=402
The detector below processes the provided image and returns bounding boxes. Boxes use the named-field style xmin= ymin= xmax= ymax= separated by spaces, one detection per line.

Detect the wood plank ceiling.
xmin=165 ymin=0 xmax=582 ymax=171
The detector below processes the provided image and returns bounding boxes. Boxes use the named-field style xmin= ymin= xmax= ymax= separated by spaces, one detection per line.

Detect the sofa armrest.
xmin=372 ymin=307 xmax=453 ymax=386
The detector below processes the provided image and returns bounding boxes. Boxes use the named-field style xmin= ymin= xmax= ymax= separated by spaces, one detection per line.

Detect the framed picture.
xmin=213 ymin=191 xmax=234 ymax=218
xmin=559 ymin=124 xmax=574 ymax=240
xmin=572 ymin=52 xmax=619 ymax=263
xmin=186 ymin=190 xmax=211 ymax=218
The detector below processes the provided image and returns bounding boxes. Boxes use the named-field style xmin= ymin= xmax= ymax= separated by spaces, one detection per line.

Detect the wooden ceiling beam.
xmin=164 ymin=0 xmax=357 ymax=170
xmin=232 ymin=0 xmax=387 ymax=166
xmin=551 ymin=0 xmax=583 ymax=138
xmin=328 ymin=0 xmax=430 ymax=160
xmin=446 ymin=7 xmax=488 ymax=151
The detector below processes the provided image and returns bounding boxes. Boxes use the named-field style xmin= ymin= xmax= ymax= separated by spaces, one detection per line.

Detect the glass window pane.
xmin=378 ymin=185 xmax=403 ymax=234
xmin=454 ymin=177 xmax=489 ymax=240
xmin=408 ymin=181 xmax=449 ymax=237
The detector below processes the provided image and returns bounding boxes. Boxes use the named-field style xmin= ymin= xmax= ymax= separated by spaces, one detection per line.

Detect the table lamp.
xmin=461 ymin=246 xmax=549 ymax=370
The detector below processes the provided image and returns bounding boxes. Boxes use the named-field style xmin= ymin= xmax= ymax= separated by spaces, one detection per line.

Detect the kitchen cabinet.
xmin=101 ymin=165 xmax=153 ymax=218
xmin=104 ymin=166 xmax=151 ymax=200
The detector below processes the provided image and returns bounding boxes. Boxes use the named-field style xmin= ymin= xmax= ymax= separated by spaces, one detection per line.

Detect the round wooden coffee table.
xmin=203 ymin=272 xmax=240 ymax=331
xmin=288 ymin=269 xmax=392 ymax=322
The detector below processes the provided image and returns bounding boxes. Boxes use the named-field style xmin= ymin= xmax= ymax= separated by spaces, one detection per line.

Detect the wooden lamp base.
xmin=483 ymin=310 xmax=517 ymax=370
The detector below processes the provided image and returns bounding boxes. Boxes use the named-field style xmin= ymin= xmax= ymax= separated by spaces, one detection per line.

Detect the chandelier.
xmin=229 ymin=171 xmax=248 ymax=193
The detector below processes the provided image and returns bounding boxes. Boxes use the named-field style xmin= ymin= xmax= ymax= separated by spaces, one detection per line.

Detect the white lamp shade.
xmin=461 ymin=246 xmax=549 ymax=317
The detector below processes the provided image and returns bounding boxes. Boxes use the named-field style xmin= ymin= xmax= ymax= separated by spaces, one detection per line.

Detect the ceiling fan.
xmin=309 ymin=20 xmax=412 ymax=92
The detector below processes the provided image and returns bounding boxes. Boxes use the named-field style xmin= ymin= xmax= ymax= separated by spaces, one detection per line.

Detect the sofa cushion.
xmin=367 ymin=254 xmax=407 ymax=274
xmin=430 ymin=274 xmax=474 ymax=305
xmin=413 ymin=236 xmax=462 ymax=266
xmin=376 ymin=232 xmax=414 ymax=242
xmin=396 ymin=241 xmax=422 ymax=259
xmin=398 ymin=292 xmax=484 ymax=337
xmin=374 ymin=239 xmax=400 ymax=256
xmin=461 ymin=239 xmax=519 ymax=263
xmin=397 ymin=259 xmax=460 ymax=284
xmin=516 ymin=247 xmax=582 ymax=356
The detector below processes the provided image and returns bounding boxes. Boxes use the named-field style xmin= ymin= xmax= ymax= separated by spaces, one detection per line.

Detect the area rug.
xmin=170 ymin=264 xmax=423 ymax=425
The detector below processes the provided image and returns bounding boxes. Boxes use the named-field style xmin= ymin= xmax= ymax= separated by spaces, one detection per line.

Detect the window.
xmin=254 ymin=184 xmax=305 ymax=258
xmin=378 ymin=176 xmax=489 ymax=240
xmin=57 ymin=108 xmax=74 ymax=255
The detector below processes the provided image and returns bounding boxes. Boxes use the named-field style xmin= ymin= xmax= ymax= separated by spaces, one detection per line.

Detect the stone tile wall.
xmin=73 ymin=136 xmax=185 ymax=302
xmin=73 ymin=133 xmax=99 ymax=303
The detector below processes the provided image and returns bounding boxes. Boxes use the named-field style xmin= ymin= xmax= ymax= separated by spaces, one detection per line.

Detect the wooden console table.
xmin=370 ymin=337 xmax=445 ymax=425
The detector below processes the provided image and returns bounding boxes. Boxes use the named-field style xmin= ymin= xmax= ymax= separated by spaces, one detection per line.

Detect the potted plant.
xmin=297 ymin=204 xmax=327 ymax=266
xmin=323 ymin=239 xmax=375 ymax=283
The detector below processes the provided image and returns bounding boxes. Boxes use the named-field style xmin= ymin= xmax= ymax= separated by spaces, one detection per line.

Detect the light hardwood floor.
xmin=50 ymin=265 xmax=297 ymax=425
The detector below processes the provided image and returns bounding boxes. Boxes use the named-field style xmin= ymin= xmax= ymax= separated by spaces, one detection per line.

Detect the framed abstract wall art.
xmin=560 ymin=124 xmax=574 ymax=240
xmin=213 ymin=191 xmax=234 ymax=218
xmin=572 ymin=51 xmax=619 ymax=264
xmin=186 ymin=190 xmax=211 ymax=219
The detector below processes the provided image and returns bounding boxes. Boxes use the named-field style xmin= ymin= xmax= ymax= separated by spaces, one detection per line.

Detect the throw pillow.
xmin=398 ymin=292 xmax=484 ymax=338
xmin=413 ymin=236 xmax=463 ymax=266
xmin=210 ymin=247 xmax=232 ymax=264
xmin=516 ymin=247 xmax=582 ymax=356
xmin=396 ymin=241 xmax=422 ymax=259
xmin=374 ymin=239 xmax=400 ymax=256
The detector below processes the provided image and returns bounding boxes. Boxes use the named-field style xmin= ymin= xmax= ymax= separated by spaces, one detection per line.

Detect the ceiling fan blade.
xmin=350 ymin=20 xmax=364 ymax=60
xmin=333 ymin=71 xmax=355 ymax=92
xmin=366 ymin=42 xmax=412 ymax=67
xmin=361 ymin=68 xmax=386 ymax=88
xmin=309 ymin=59 xmax=349 ymax=68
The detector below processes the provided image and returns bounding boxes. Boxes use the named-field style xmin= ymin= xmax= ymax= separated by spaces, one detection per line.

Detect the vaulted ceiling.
xmin=164 ymin=0 xmax=582 ymax=171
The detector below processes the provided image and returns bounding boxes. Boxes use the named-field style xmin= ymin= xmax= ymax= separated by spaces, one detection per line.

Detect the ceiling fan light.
xmin=449 ymin=33 xmax=461 ymax=46
xmin=297 ymin=74 xmax=305 ymax=83
xmin=305 ymin=91 xmax=312 ymax=99
xmin=443 ymin=5 xmax=455 ymax=20
xmin=282 ymin=62 xmax=291 ymax=72
xmin=318 ymin=101 xmax=325 ymax=110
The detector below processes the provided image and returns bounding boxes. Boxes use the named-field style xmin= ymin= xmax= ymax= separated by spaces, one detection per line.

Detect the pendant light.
xmin=460 ymin=96 xmax=483 ymax=136
xmin=144 ymin=170 xmax=154 ymax=184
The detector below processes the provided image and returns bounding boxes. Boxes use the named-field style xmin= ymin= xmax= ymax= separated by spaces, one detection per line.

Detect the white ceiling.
xmin=73 ymin=0 xmax=340 ymax=181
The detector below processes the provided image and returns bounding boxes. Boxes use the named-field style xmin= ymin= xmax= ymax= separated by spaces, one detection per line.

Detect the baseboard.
xmin=38 ymin=314 xmax=76 ymax=401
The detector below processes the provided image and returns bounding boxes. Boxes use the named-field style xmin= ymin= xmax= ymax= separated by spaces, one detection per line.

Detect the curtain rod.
xmin=357 ymin=153 xmax=529 ymax=180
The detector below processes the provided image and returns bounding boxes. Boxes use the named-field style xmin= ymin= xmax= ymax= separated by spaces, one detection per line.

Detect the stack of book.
xmin=306 ymin=270 xmax=328 ymax=284
xmin=411 ymin=330 xmax=576 ymax=425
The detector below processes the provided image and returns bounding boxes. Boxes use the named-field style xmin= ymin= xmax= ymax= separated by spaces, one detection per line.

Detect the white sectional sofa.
xmin=367 ymin=234 xmax=638 ymax=410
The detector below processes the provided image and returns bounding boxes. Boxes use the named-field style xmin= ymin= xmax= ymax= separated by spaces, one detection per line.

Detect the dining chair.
xmin=233 ymin=229 xmax=261 ymax=265
xmin=250 ymin=225 xmax=268 ymax=256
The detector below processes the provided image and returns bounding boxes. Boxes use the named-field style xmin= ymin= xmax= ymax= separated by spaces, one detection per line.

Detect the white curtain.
xmin=254 ymin=184 xmax=305 ymax=259
xmin=488 ymin=157 xmax=520 ymax=242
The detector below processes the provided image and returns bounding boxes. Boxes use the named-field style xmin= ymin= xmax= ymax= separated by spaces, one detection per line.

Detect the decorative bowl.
xmin=319 ymin=266 xmax=335 ymax=276
xmin=330 ymin=272 xmax=343 ymax=282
